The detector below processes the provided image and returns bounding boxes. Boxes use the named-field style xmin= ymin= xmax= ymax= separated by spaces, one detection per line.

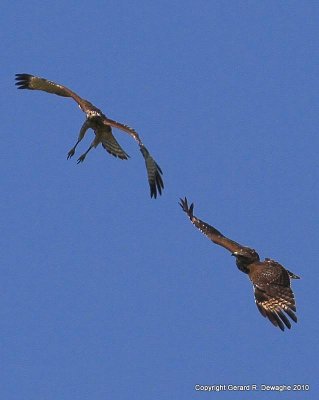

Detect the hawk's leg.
xmin=77 ymin=145 xmax=94 ymax=163
xmin=67 ymin=120 xmax=90 ymax=160
xmin=77 ymin=136 xmax=99 ymax=163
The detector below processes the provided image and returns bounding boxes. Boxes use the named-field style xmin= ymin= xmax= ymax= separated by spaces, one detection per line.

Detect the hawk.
xmin=15 ymin=73 xmax=164 ymax=198
xmin=179 ymin=197 xmax=300 ymax=331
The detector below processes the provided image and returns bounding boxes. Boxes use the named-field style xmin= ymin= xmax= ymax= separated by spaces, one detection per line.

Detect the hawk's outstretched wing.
xmin=15 ymin=73 xmax=75 ymax=97
xmin=15 ymin=73 xmax=93 ymax=110
xmin=179 ymin=197 xmax=247 ymax=254
xmin=250 ymin=261 xmax=299 ymax=331
xmin=15 ymin=74 xmax=132 ymax=130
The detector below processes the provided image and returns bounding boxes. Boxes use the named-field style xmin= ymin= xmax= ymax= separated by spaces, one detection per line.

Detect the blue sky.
xmin=1 ymin=1 xmax=318 ymax=399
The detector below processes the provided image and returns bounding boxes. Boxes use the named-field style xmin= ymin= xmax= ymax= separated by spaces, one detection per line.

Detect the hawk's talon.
xmin=67 ymin=148 xmax=75 ymax=159
xmin=77 ymin=154 xmax=86 ymax=163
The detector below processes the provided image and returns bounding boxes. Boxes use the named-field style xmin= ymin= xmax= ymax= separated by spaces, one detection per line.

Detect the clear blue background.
xmin=1 ymin=1 xmax=318 ymax=399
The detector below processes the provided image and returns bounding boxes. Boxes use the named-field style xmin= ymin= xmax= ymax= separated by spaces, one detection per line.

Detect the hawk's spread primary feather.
xmin=15 ymin=73 xmax=164 ymax=198
xmin=179 ymin=197 xmax=300 ymax=331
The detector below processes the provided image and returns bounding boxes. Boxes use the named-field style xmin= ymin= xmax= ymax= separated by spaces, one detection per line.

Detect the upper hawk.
xmin=15 ymin=73 xmax=164 ymax=198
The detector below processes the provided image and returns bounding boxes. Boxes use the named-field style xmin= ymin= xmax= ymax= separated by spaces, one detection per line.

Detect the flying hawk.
xmin=15 ymin=73 xmax=164 ymax=198
xmin=179 ymin=197 xmax=300 ymax=331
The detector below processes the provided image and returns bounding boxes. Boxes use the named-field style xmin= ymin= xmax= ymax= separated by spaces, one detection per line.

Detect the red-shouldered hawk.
xmin=15 ymin=73 xmax=163 ymax=198
xmin=179 ymin=197 xmax=300 ymax=331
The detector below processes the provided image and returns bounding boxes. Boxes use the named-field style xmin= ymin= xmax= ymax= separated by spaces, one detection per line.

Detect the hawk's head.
xmin=232 ymin=247 xmax=260 ymax=273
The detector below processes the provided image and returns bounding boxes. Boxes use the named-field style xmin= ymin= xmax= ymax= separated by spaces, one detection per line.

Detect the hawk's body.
xmin=15 ymin=73 xmax=163 ymax=198
xmin=179 ymin=197 xmax=300 ymax=331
